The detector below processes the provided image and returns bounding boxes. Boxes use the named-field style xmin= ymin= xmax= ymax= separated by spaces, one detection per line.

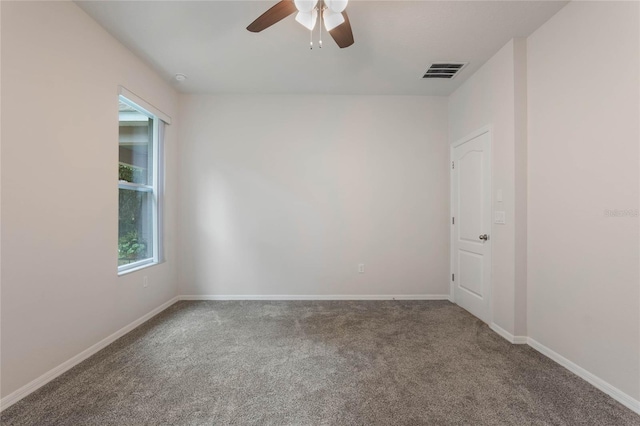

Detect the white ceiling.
xmin=76 ymin=1 xmax=567 ymax=96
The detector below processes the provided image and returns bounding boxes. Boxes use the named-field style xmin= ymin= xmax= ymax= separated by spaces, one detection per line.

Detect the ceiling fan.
xmin=247 ymin=0 xmax=354 ymax=49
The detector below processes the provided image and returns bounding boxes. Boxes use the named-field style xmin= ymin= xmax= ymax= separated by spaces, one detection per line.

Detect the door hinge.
xmin=451 ymin=161 xmax=454 ymax=169
xmin=452 ymin=217 xmax=455 ymax=225
xmin=452 ymin=273 xmax=455 ymax=282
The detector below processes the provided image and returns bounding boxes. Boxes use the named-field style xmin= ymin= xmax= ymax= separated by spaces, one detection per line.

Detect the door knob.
xmin=479 ymin=234 xmax=489 ymax=241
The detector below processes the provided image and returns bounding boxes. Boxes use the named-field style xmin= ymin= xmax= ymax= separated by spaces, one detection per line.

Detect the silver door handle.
xmin=479 ymin=234 xmax=489 ymax=241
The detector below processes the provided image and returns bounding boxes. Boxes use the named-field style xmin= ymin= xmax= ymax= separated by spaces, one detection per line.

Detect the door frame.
xmin=449 ymin=125 xmax=493 ymax=323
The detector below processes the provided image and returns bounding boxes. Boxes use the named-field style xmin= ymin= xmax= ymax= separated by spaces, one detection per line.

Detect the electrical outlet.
xmin=358 ymin=264 xmax=365 ymax=273
xmin=143 ymin=276 xmax=149 ymax=288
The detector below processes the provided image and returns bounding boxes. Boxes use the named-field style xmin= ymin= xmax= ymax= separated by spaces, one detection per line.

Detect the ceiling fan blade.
xmin=247 ymin=1 xmax=297 ymax=33
xmin=328 ymin=11 xmax=354 ymax=48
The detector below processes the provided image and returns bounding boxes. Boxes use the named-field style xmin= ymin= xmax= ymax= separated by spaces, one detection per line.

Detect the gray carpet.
xmin=1 ymin=300 xmax=638 ymax=425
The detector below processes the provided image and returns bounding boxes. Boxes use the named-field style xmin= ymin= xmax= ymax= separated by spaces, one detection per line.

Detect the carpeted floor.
xmin=1 ymin=300 xmax=638 ymax=425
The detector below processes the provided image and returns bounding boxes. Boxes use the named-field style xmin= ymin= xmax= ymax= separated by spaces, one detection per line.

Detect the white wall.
xmin=448 ymin=39 xmax=528 ymax=336
xmin=1 ymin=2 xmax=180 ymax=399
xmin=178 ymin=95 xmax=449 ymax=297
xmin=527 ymin=1 xmax=639 ymax=400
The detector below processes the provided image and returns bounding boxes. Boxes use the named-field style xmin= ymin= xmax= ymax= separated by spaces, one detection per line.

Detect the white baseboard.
xmin=179 ymin=294 xmax=452 ymax=301
xmin=527 ymin=338 xmax=640 ymax=415
xmin=490 ymin=323 xmax=527 ymax=344
xmin=490 ymin=326 xmax=639 ymax=414
xmin=0 ymin=296 xmax=180 ymax=412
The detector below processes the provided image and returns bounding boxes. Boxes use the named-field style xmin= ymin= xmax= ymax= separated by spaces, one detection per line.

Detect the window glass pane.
xmin=118 ymin=189 xmax=154 ymax=266
xmin=119 ymin=101 xmax=153 ymax=185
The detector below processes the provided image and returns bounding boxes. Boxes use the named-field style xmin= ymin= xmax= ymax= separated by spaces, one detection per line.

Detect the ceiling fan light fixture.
xmin=295 ymin=9 xmax=318 ymax=30
xmin=294 ymin=0 xmax=318 ymax=13
xmin=325 ymin=0 xmax=348 ymax=13
xmin=246 ymin=0 xmax=353 ymax=49
xmin=323 ymin=9 xmax=345 ymax=31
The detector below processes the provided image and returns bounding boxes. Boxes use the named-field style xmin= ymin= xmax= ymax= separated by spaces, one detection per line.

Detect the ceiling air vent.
xmin=422 ymin=62 xmax=468 ymax=79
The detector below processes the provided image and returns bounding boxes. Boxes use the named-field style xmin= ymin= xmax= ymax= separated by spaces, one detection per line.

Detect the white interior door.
xmin=451 ymin=128 xmax=492 ymax=323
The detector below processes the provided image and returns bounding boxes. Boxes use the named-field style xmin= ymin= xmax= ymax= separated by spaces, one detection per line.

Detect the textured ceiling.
xmin=76 ymin=1 xmax=568 ymax=95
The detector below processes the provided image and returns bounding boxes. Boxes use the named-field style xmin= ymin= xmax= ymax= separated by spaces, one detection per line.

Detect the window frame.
xmin=117 ymin=95 xmax=162 ymax=275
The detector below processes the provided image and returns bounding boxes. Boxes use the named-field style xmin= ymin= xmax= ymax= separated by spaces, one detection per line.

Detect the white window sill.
xmin=118 ymin=259 xmax=159 ymax=276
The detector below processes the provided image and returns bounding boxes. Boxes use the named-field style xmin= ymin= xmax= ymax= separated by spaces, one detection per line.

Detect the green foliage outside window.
xmin=119 ymin=163 xmax=145 ymax=183
xmin=118 ymin=163 xmax=148 ymax=263
xmin=118 ymin=231 xmax=147 ymax=260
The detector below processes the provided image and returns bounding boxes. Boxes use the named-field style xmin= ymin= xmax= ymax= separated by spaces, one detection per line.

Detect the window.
xmin=118 ymin=95 xmax=162 ymax=273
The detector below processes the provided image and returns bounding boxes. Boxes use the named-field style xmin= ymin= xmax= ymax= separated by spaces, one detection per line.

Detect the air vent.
xmin=422 ymin=62 xmax=468 ymax=79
